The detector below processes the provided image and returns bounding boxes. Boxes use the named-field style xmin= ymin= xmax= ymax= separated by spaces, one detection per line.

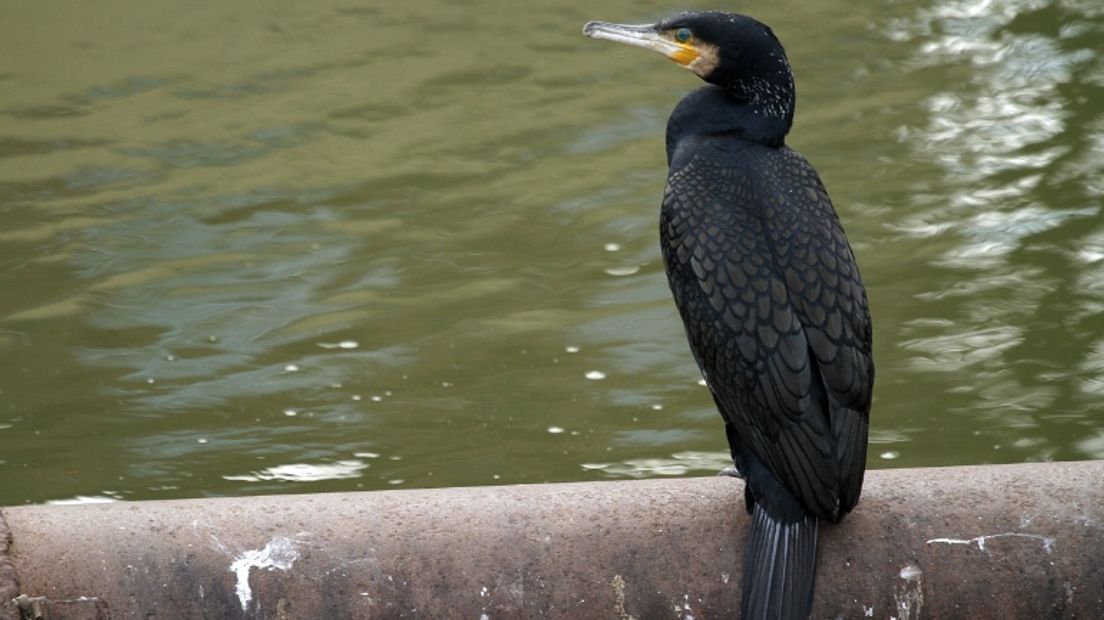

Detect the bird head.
xmin=583 ymin=11 xmax=795 ymax=122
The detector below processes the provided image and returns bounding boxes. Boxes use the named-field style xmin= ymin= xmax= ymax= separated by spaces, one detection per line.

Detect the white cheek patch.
xmin=688 ymin=42 xmax=721 ymax=77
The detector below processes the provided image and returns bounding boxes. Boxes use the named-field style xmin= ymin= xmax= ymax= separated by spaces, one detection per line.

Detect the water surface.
xmin=1 ymin=0 xmax=1102 ymax=504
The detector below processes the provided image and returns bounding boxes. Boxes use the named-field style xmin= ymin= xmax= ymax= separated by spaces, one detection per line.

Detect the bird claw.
xmin=717 ymin=466 xmax=744 ymax=479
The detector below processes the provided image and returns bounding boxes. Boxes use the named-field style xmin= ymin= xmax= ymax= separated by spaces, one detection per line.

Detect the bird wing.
xmin=661 ymin=147 xmax=873 ymax=519
xmin=763 ymin=148 xmax=873 ymax=515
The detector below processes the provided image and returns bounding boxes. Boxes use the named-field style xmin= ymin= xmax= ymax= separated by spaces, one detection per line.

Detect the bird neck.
xmin=665 ymin=85 xmax=793 ymax=163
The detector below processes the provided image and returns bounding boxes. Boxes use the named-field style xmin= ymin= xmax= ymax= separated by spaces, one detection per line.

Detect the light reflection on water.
xmin=1 ymin=0 xmax=1102 ymax=503
xmin=224 ymin=460 xmax=369 ymax=483
xmin=879 ymin=0 xmax=1104 ymax=465
xmin=582 ymin=451 xmax=733 ymax=478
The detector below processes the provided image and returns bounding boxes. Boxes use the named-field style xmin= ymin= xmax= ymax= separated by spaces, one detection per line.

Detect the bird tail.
xmin=741 ymin=503 xmax=819 ymax=620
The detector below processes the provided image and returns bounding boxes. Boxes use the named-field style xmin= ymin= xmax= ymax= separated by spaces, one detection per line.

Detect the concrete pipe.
xmin=1 ymin=461 xmax=1102 ymax=619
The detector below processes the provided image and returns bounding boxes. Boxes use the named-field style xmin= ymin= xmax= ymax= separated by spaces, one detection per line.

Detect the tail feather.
xmin=741 ymin=503 xmax=819 ymax=620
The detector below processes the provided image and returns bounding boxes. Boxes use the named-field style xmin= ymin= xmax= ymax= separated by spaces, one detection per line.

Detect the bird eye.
xmin=675 ymin=28 xmax=692 ymax=42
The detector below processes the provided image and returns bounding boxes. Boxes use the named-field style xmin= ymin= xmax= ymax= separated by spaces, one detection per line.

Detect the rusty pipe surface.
xmin=1 ymin=461 xmax=1102 ymax=619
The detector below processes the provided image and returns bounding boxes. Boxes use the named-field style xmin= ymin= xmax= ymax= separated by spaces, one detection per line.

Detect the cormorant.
xmin=583 ymin=12 xmax=874 ymax=620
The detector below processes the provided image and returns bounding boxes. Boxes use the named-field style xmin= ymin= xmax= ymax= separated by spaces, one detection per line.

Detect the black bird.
xmin=583 ymin=12 xmax=874 ymax=620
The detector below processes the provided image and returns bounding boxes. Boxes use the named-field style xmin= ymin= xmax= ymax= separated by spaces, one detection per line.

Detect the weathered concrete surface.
xmin=1 ymin=461 xmax=1102 ymax=619
xmin=0 ymin=511 xmax=17 ymax=620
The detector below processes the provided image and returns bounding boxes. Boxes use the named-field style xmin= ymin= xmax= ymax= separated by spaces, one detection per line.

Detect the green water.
xmin=1 ymin=0 xmax=1102 ymax=505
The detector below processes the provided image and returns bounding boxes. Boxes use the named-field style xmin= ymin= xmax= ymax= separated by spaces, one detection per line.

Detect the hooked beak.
xmin=582 ymin=21 xmax=700 ymax=67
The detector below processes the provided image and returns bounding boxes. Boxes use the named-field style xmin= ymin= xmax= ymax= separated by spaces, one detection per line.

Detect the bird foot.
xmin=717 ymin=466 xmax=744 ymax=479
